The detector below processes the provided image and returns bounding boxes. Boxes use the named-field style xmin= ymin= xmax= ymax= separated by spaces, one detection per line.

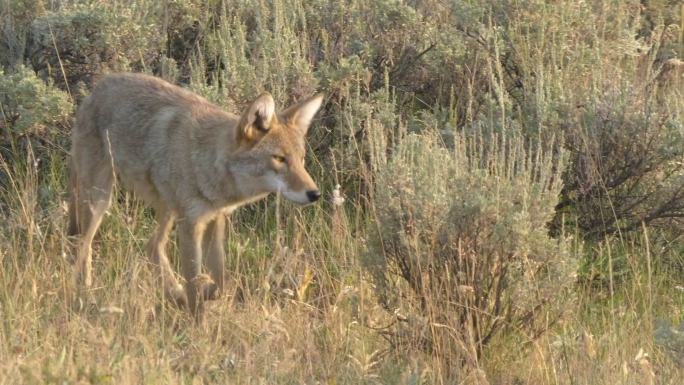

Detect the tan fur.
xmin=68 ymin=73 xmax=323 ymax=318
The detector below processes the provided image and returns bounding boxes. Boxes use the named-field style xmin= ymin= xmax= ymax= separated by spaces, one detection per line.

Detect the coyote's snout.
xmin=68 ymin=73 xmax=324 ymax=317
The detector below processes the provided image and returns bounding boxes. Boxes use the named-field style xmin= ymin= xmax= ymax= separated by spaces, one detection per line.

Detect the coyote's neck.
xmin=191 ymin=140 xmax=270 ymax=215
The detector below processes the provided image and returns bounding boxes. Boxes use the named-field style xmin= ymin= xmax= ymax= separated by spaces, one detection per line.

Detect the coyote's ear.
xmin=237 ymin=92 xmax=275 ymax=142
xmin=281 ymin=94 xmax=324 ymax=136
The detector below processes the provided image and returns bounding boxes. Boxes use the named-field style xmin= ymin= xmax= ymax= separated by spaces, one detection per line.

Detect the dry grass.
xmin=0 ymin=133 xmax=682 ymax=385
xmin=0 ymin=148 xmax=399 ymax=384
xmin=488 ymin=240 xmax=684 ymax=385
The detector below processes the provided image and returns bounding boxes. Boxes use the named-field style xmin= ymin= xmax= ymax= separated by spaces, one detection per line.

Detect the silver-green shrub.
xmin=369 ymin=129 xmax=576 ymax=361
xmin=0 ymin=65 xmax=73 ymax=137
xmin=28 ymin=4 xmax=162 ymax=93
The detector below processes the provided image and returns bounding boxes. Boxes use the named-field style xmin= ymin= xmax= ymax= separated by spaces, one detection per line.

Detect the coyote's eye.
xmin=272 ymin=155 xmax=287 ymax=164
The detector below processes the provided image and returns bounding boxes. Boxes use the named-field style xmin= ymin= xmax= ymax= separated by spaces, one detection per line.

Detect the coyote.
xmin=68 ymin=73 xmax=323 ymax=317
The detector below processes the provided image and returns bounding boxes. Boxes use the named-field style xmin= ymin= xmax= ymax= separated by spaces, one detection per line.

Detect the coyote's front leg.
xmin=146 ymin=208 xmax=187 ymax=307
xmin=202 ymin=214 xmax=226 ymax=300
xmin=177 ymin=219 xmax=213 ymax=319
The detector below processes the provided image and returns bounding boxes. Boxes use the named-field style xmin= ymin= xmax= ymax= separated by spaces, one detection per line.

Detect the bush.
xmin=556 ymin=82 xmax=684 ymax=239
xmin=187 ymin=0 xmax=318 ymax=108
xmin=0 ymin=66 xmax=72 ymax=213
xmin=0 ymin=65 xmax=73 ymax=138
xmin=464 ymin=0 xmax=684 ymax=239
xmin=27 ymin=4 xmax=163 ymax=95
xmin=0 ymin=0 xmax=46 ymax=70
xmin=368 ymin=130 xmax=576 ymax=365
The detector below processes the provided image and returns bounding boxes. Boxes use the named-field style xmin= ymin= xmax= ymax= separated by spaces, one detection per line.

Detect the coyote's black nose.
xmin=306 ymin=190 xmax=321 ymax=202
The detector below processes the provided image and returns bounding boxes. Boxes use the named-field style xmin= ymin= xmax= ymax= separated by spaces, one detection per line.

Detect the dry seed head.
xmin=332 ymin=184 xmax=345 ymax=206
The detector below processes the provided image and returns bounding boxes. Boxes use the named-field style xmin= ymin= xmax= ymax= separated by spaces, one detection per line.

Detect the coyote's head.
xmin=228 ymin=92 xmax=324 ymax=205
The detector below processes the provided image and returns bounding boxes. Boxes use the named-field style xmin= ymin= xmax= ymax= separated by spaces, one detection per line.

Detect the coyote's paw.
xmin=189 ymin=274 xmax=219 ymax=301
xmin=167 ymin=283 xmax=188 ymax=309
xmin=203 ymin=281 xmax=220 ymax=301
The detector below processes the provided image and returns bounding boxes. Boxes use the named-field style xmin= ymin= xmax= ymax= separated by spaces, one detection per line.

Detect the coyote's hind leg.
xmin=70 ymin=145 xmax=114 ymax=297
